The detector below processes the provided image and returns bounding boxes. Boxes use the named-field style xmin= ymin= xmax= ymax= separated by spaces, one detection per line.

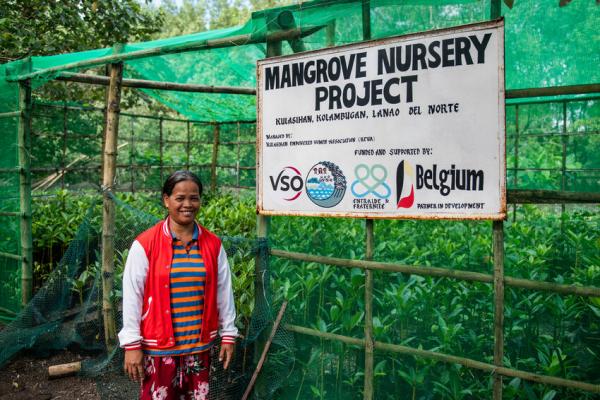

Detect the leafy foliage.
xmin=268 ymin=205 xmax=600 ymax=399
xmin=0 ymin=0 xmax=163 ymax=60
xmin=18 ymin=187 xmax=600 ymax=399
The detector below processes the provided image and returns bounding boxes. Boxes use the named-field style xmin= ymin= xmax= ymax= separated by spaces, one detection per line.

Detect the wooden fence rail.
xmin=270 ymin=249 xmax=600 ymax=297
xmin=284 ymin=324 xmax=600 ymax=394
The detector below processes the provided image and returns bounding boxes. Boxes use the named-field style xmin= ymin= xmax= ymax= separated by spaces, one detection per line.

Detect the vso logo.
xmin=269 ymin=166 xmax=303 ymax=201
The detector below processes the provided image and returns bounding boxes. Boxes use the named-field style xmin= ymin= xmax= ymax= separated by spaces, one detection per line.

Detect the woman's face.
xmin=163 ymin=180 xmax=201 ymax=227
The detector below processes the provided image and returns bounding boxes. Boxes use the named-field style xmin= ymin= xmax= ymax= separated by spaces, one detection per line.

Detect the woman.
xmin=118 ymin=170 xmax=237 ymax=400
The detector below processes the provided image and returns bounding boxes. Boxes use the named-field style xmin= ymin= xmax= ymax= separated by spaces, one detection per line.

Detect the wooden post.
xmin=254 ymin=37 xmax=281 ymax=300
xmin=364 ymin=219 xmax=374 ymax=400
xmin=251 ymin=38 xmax=280 ymax=384
xmin=159 ymin=117 xmax=164 ymax=184
xmin=236 ymin=122 xmax=241 ymax=188
xmin=62 ymin=104 xmax=68 ymax=190
xmin=491 ymin=2 xmax=503 ymax=395
xmin=253 ymin=212 xmax=270 ymax=398
xmin=492 ymin=220 xmax=505 ymax=400
xmin=490 ymin=0 xmax=502 ymax=19
xmin=186 ymin=121 xmax=191 ymax=171
xmin=561 ymin=101 xmax=567 ymax=220
xmin=255 ymin=215 xmax=270 ymax=303
xmin=210 ymin=123 xmax=220 ymax=192
xmin=255 ymin=37 xmax=281 ymax=298
xmin=18 ymin=79 xmax=33 ymax=307
xmin=101 ymin=62 xmax=123 ymax=352
xmin=326 ymin=20 xmax=336 ymax=47
xmin=130 ymin=118 xmax=134 ymax=193
xmin=512 ymin=104 xmax=519 ymax=222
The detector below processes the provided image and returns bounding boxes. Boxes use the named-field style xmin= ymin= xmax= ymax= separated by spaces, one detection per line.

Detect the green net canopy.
xmin=1 ymin=0 xmax=599 ymax=123
xmin=0 ymin=1 xmax=599 ymax=398
xmin=0 ymin=0 xmax=597 ymax=312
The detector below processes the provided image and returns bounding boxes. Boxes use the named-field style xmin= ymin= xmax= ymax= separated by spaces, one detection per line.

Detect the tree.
xmin=0 ymin=0 xmax=164 ymax=61
xmin=151 ymin=0 xmax=208 ymax=39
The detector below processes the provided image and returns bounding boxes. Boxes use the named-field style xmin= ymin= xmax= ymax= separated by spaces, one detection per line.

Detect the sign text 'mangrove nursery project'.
xmin=264 ymin=33 xmax=492 ymax=111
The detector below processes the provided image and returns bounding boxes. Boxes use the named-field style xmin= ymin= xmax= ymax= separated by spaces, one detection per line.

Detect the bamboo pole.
xmin=561 ymin=101 xmax=568 ymax=192
xmin=159 ymin=117 xmax=164 ymax=185
xmin=210 ymin=124 xmax=220 ymax=192
xmin=215 ymin=164 xmax=256 ymax=170
xmin=57 ymin=72 xmax=256 ymax=95
xmin=364 ymin=219 xmax=374 ymax=400
xmin=15 ymin=162 xmax=213 ymax=174
xmin=362 ymin=0 xmax=371 ymax=41
xmin=236 ymin=123 xmax=241 ymax=188
xmin=0 ymin=111 xmax=22 ymax=118
xmin=284 ymin=324 xmax=600 ymax=394
xmin=326 ymin=20 xmax=336 ymax=47
xmin=18 ymin=79 xmax=33 ymax=307
xmin=221 ymin=140 xmax=256 ymax=145
xmin=130 ymin=118 xmax=135 ymax=192
xmin=101 ymin=62 xmax=123 ymax=352
xmin=505 ymin=84 xmax=600 ymax=99
xmin=492 ymin=221 xmax=504 ymax=400
xmin=253 ymin=212 xmax=270 ymax=391
xmin=100 ymin=65 xmax=109 ymax=189
xmin=512 ymin=104 xmax=519 ymax=222
xmin=270 ymin=249 xmax=600 ymax=297
xmin=273 ymin=10 xmax=306 ymax=53
xmin=361 ymin=20 xmax=374 ymax=400
xmin=0 ymin=251 xmax=24 ymax=261
xmin=61 ymin=104 xmax=68 ymax=190
xmin=251 ymin=38 xmax=280 ymax=382
xmin=254 ymin=37 xmax=280 ymax=290
xmin=241 ymin=301 xmax=288 ymax=400
xmin=35 ymin=101 xmax=256 ymax=124
xmin=186 ymin=121 xmax=191 ymax=171
xmin=11 ymin=26 xmax=324 ymax=82
xmin=0 ymin=211 xmax=22 ymax=217
xmin=32 ymin=77 xmax=600 ymax=104
xmin=0 ymin=305 xmax=17 ymax=317
xmin=508 ymin=167 xmax=599 ymax=172
xmin=490 ymin=0 xmax=501 ymax=19
xmin=359 ymin=28 xmax=374 ymax=400
xmin=561 ymin=101 xmax=568 ymax=221
xmin=507 ymin=189 xmax=600 ymax=204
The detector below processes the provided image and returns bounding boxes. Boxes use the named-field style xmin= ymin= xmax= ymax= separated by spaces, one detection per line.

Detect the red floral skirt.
xmin=140 ymin=352 xmax=210 ymax=400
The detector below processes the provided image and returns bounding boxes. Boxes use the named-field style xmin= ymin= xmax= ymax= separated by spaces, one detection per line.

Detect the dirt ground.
xmin=0 ymin=351 xmax=100 ymax=400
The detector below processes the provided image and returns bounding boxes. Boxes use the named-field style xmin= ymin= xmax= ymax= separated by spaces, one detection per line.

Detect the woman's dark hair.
xmin=162 ymin=170 xmax=203 ymax=197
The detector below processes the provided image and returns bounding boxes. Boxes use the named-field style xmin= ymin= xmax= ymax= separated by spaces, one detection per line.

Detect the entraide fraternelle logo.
xmin=396 ymin=160 xmax=415 ymax=208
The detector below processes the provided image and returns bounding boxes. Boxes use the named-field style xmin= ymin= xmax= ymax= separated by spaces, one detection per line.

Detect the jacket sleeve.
xmin=217 ymin=244 xmax=238 ymax=344
xmin=118 ymin=240 xmax=149 ymax=350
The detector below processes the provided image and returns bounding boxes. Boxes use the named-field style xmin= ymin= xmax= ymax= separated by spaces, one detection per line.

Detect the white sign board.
xmin=257 ymin=21 xmax=505 ymax=220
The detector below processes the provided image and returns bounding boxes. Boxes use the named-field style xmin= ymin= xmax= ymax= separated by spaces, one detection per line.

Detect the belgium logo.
xmin=396 ymin=160 xmax=415 ymax=208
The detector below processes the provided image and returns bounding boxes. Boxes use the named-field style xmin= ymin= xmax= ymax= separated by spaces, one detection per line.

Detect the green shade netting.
xmin=1 ymin=0 xmax=599 ymax=123
xmin=0 ymin=0 xmax=599 ymax=315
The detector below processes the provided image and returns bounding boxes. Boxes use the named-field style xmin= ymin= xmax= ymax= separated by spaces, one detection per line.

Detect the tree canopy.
xmin=0 ymin=0 xmax=164 ymax=61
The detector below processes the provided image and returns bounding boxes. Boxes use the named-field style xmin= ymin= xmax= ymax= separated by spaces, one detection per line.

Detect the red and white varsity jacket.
xmin=118 ymin=218 xmax=237 ymax=350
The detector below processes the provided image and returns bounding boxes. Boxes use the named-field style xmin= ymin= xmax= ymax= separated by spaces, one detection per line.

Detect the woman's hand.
xmin=219 ymin=343 xmax=234 ymax=370
xmin=124 ymin=349 xmax=144 ymax=383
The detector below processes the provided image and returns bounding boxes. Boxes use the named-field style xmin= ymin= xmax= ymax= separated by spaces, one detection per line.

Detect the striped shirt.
xmin=144 ymin=224 xmax=214 ymax=356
